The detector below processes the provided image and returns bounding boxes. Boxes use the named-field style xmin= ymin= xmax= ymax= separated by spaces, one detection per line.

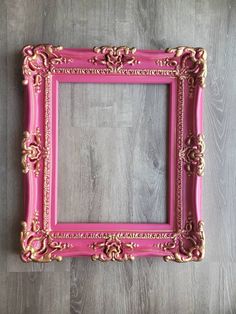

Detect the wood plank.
xmin=7 ymin=272 xmax=70 ymax=314
xmin=6 ymin=0 xmax=71 ymax=272
xmin=0 ymin=0 xmax=7 ymax=273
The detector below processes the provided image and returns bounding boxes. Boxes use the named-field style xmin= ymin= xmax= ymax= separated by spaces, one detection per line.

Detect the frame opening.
xmin=57 ymin=83 xmax=169 ymax=224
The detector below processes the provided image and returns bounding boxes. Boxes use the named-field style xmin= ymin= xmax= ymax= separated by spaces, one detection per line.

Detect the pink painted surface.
xmin=21 ymin=45 xmax=206 ymax=262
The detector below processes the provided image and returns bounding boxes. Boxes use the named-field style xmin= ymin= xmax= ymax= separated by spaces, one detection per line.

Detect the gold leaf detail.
xmin=89 ymin=46 xmax=140 ymax=71
xmin=22 ymin=44 xmax=72 ymax=92
xmin=90 ymin=235 xmax=138 ymax=262
xmin=166 ymin=46 xmax=207 ymax=88
xmin=180 ymin=134 xmax=205 ymax=176
xmin=162 ymin=215 xmax=205 ymax=263
xmin=21 ymin=128 xmax=47 ymax=176
xmin=20 ymin=210 xmax=72 ymax=263
xmin=155 ymin=58 xmax=177 ymax=67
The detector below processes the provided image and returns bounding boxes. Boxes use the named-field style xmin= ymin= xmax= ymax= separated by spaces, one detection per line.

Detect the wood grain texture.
xmin=1 ymin=0 xmax=236 ymax=313
xmin=0 ymin=0 xmax=7 ymax=273
xmin=7 ymin=272 xmax=70 ymax=314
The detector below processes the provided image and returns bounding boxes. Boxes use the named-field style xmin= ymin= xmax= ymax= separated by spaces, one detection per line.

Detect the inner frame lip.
xmin=51 ymin=75 xmax=177 ymax=233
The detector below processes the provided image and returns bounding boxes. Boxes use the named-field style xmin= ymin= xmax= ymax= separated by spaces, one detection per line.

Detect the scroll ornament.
xmin=21 ymin=210 xmax=72 ymax=263
xmin=22 ymin=44 xmax=72 ymax=92
xmin=89 ymin=46 xmax=140 ymax=72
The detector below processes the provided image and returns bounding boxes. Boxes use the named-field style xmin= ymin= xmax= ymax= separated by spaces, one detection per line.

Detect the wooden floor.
xmin=1 ymin=0 xmax=236 ymax=313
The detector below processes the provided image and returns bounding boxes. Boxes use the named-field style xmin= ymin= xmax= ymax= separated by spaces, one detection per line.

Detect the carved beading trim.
xmin=88 ymin=46 xmax=140 ymax=71
xmin=43 ymin=74 xmax=51 ymax=230
xmin=90 ymin=235 xmax=138 ymax=262
xmin=154 ymin=215 xmax=205 ymax=263
xmin=176 ymin=77 xmax=184 ymax=229
xmin=51 ymin=232 xmax=173 ymax=240
xmin=20 ymin=210 xmax=72 ymax=263
xmin=51 ymin=67 xmax=176 ymax=77
xmin=166 ymin=46 xmax=207 ymax=88
xmin=21 ymin=127 xmax=47 ymax=176
xmin=22 ymin=44 xmax=72 ymax=93
xmin=180 ymin=134 xmax=205 ymax=176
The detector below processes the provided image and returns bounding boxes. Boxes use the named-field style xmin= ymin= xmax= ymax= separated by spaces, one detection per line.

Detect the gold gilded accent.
xmin=90 ymin=235 xmax=138 ymax=262
xmin=50 ymin=232 xmax=173 ymax=240
xmin=21 ymin=128 xmax=47 ymax=176
xmin=155 ymin=58 xmax=177 ymax=67
xmin=160 ymin=216 xmax=205 ymax=263
xmin=176 ymin=78 xmax=184 ymax=229
xmin=166 ymin=46 xmax=207 ymax=88
xmin=22 ymin=44 xmax=72 ymax=92
xmin=51 ymin=67 xmax=176 ymax=77
xmin=180 ymin=134 xmax=205 ymax=176
xmin=43 ymin=73 xmax=51 ymax=230
xmin=89 ymin=46 xmax=140 ymax=71
xmin=20 ymin=210 xmax=72 ymax=263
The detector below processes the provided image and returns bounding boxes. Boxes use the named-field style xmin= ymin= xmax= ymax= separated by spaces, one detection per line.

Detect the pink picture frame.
xmin=21 ymin=45 xmax=206 ymax=263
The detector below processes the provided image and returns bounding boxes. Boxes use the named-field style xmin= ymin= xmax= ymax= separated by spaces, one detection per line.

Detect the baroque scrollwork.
xmin=90 ymin=235 xmax=138 ymax=261
xmin=166 ymin=46 xmax=207 ymax=94
xmin=180 ymin=134 xmax=205 ymax=176
xmin=155 ymin=57 xmax=177 ymax=67
xmin=158 ymin=215 xmax=205 ymax=263
xmin=88 ymin=46 xmax=140 ymax=72
xmin=21 ymin=127 xmax=47 ymax=176
xmin=20 ymin=210 xmax=72 ymax=263
xmin=22 ymin=44 xmax=72 ymax=92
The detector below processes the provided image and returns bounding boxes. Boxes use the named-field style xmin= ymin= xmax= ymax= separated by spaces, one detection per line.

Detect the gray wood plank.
xmin=6 ymin=0 xmax=71 ymax=272
xmin=7 ymin=272 xmax=70 ymax=314
xmin=0 ymin=0 xmax=7 ymax=273
xmin=197 ymin=0 xmax=236 ymax=263
xmin=70 ymin=259 xmax=236 ymax=314
xmin=0 ymin=273 xmax=7 ymax=314
xmin=70 ymin=258 xmax=134 ymax=314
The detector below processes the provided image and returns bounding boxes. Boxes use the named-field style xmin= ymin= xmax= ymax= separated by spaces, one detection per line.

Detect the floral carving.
xmin=90 ymin=235 xmax=138 ymax=261
xmin=21 ymin=128 xmax=47 ymax=176
xmin=22 ymin=44 xmax=72 ymax=92
xmin=88 ymin=46 xmax=140 ymax=72
xmin=159 ymin=215 xmax=205 ymax=263
xmin=180 ymin=134 xmax=205 ymax=176
xmin=20 ymin=210 xmax=72 ymax=263
xmin=166 ymin=46 xmax=207 ymax=92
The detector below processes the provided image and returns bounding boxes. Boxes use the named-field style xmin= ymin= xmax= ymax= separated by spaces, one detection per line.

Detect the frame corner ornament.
xmin=166 ymin=46 xmax=207 ymax=88
xmin=90 ymin=235 xmax=138 ymax=262
xmin=161 ymin=215 xmax=205 ymax=263
xmin=88 ymin=45 xmax=140 ymax=71
xmin=180 ymin=133 xmax=205 ymax=176
xmin=22 ymin=44 xmax=72 ymax=93
xmin=20 ymin=210 xmax=72 ymax=263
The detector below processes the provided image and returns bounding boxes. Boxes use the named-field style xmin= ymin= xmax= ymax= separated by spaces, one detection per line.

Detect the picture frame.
xmin=21 ymin=44 xmax=206 ymax=263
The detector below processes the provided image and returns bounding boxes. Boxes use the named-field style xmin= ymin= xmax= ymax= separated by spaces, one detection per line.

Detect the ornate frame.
xmin=21 ymin=44 xmax=206 ymax=263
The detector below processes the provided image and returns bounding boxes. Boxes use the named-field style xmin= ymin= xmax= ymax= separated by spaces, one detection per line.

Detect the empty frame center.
xmin=58 ymin=83 xmax=169 ymax=223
